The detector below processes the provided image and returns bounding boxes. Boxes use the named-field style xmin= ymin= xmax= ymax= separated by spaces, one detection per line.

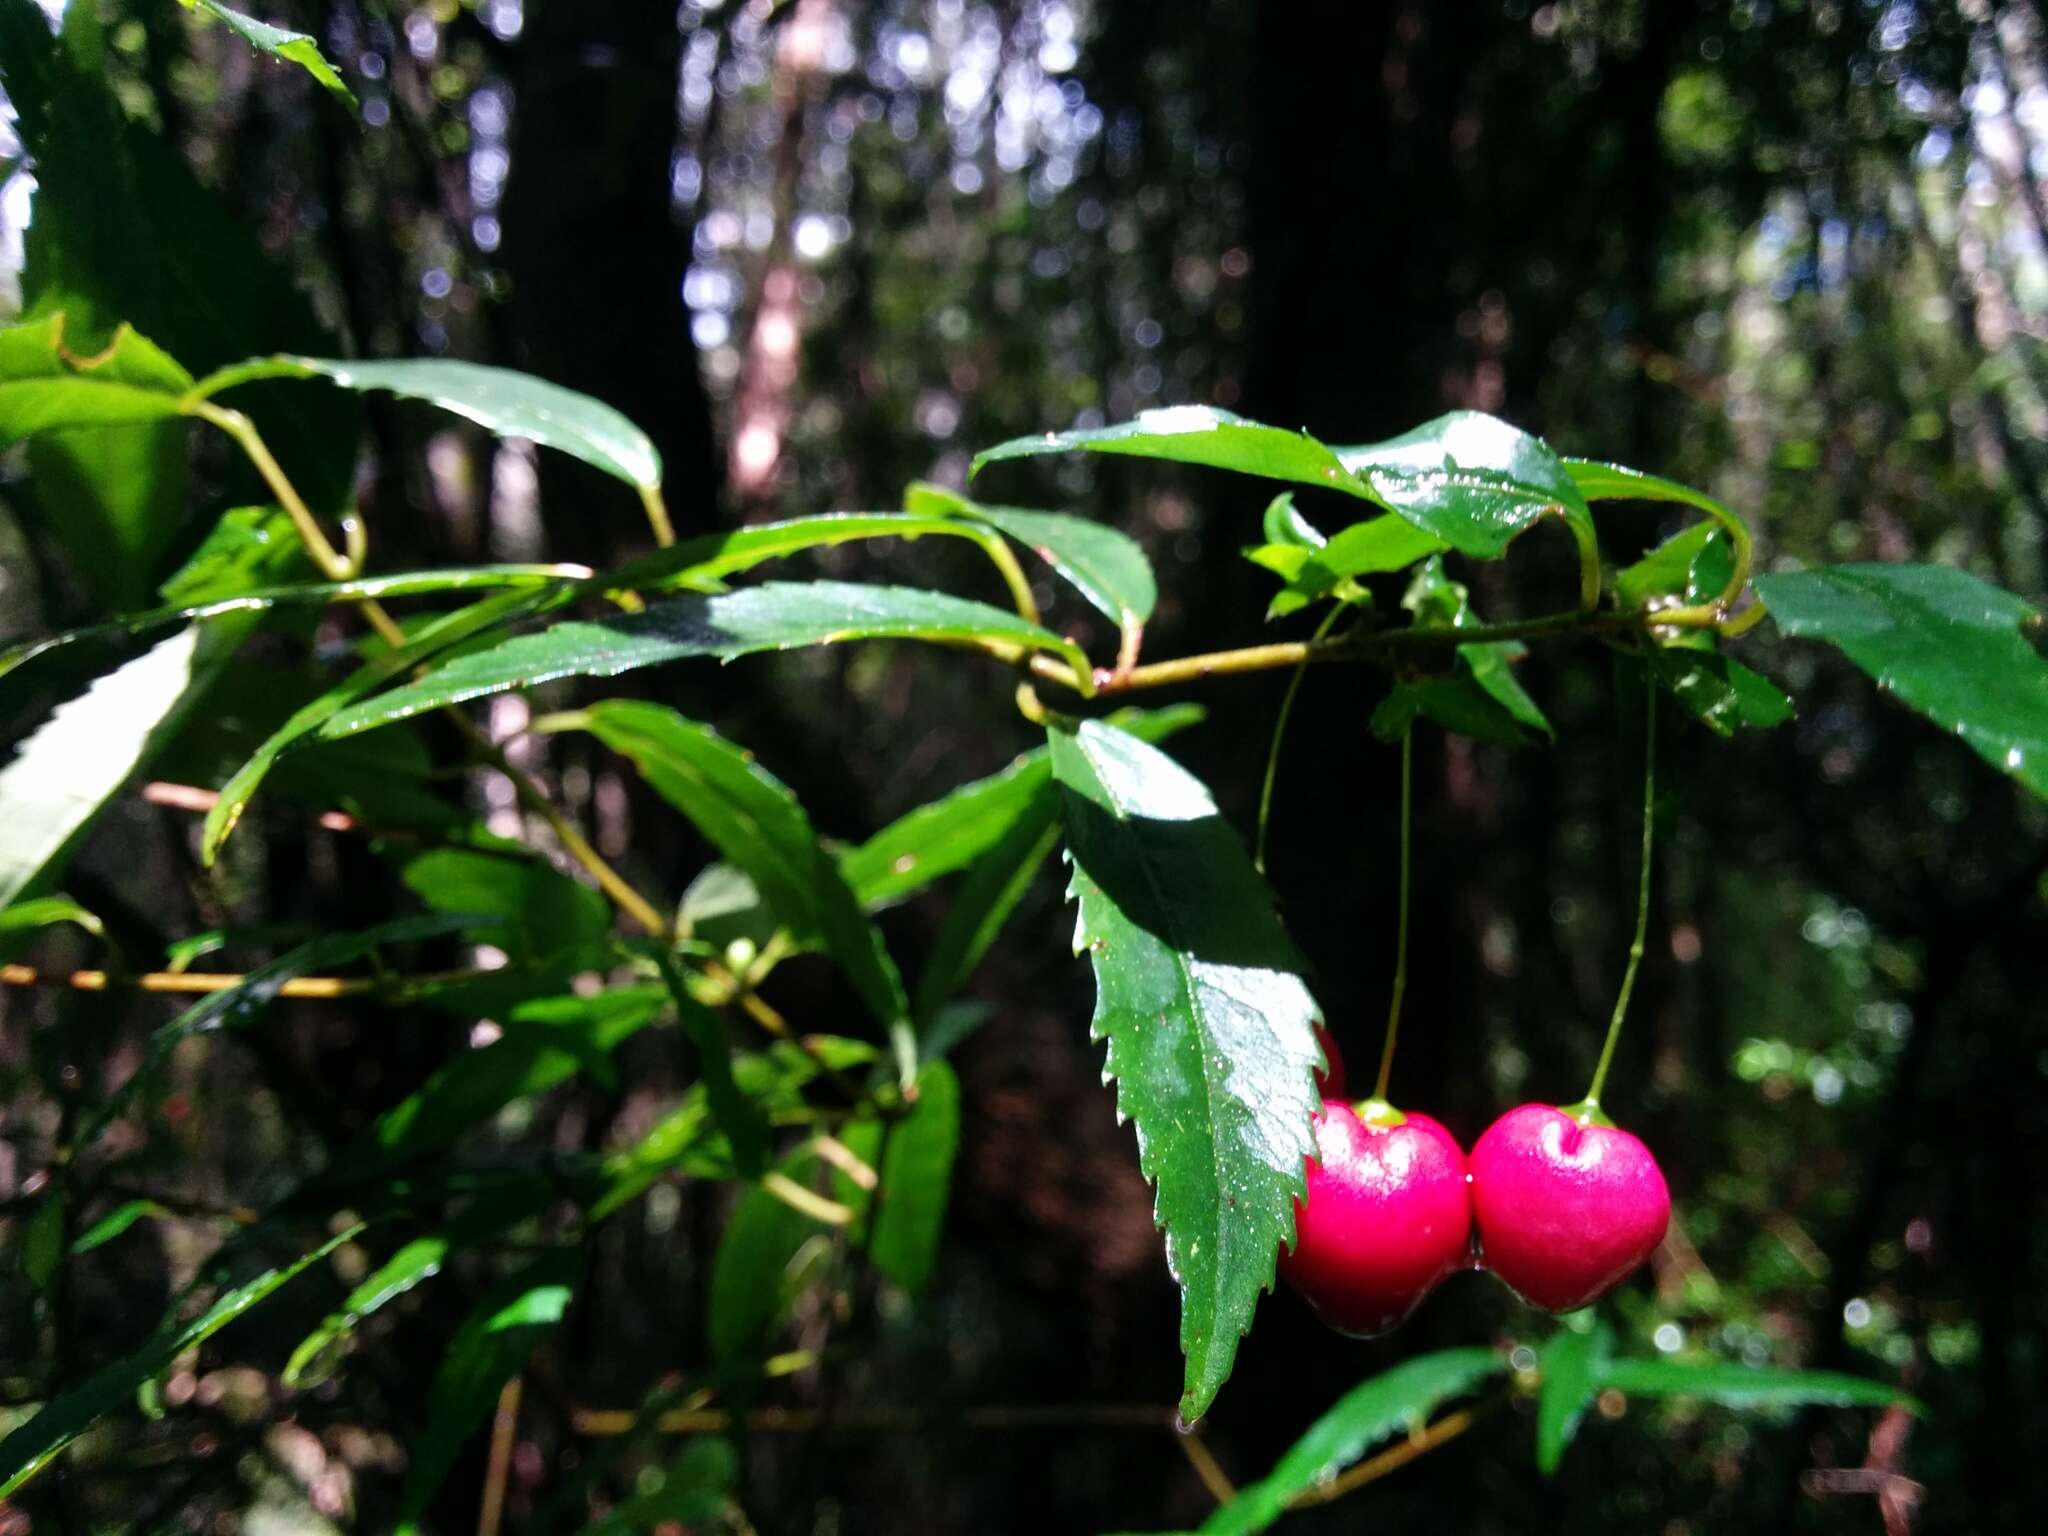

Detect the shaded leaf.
xmin=1537 ymin=1317 xmax=1612 ymax=1475
xmin=906 ymin=480 xmax=1159 ymax=627
xmin=1756 ymin=564 xmax=2048 ymax=795
xmin=708 ymin=1149 xmax=841 ymax=1366
xmin=1371 ymin=675 xmax=1533 ymax=748
xmin=0 ymin=894 xmax=104 ymax=940
xmin=319 ymin=582 xmax=1092 ymax=740
xmin=0 ymin=1223 xmax=362 ymax=1496
xmin=21 ymin=1198 xmax=62 ymax=1290
xmin=1198 ymin=1349 xmax=1505 ymax=1534
xmin=1642 ymin=647 xmax=1793 ymax=736
xmin=398 ymin=845 xmax=612 ymax=975
xmin=70 ymin=1198 xmax=171 ymax=1254
xmin=579 ymin=1436 xmax=739 ymax=1534
xmin=184 ymin=1 xmax=357 ymax=110
xmin=1601 ymin=1356 xmax=1920 ymax=1412
xmin=654 ymin=948 xmax=770 ymax=1179
xmin=197 ymin=354 xmax=661 ymax=489
xmin=1048 ymin=718 xmax=1322 ymax=1423
xmin=909 ymin=783 xmax=1060 ymax=1026
xmin=865 ymin=1061 xmax=959 ymax=1293
xmin=396 ymin=1251 xmax=580 ymax=1532
xmin=1402 ymin=555 xmax=1551 ymax=737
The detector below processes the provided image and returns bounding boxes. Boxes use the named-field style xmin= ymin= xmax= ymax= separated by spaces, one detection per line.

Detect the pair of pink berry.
xmin=1277 ymin=1031 xmax=1671 ymax=1335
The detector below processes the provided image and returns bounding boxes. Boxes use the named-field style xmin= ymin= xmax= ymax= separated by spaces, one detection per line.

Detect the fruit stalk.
xmin=1371 ymin=722 xmax=1414 ymax=1105
xmin=1579 ymin=670 xmax=1658 ymax=1118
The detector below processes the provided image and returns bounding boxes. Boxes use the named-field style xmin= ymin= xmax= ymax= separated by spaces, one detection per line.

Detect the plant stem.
xmin=1254 ymin=605 xmax=1347 ymax=873
xmin=190 ymin=402 xmax=361 ymax=582
xmin=0 ymin=963 xmax=487 ymax=997
xmin=1285 ymin=1391 xmax=1506 ymax=1509
xmin=1582 ymin=669 xmax=1658 ymax=1113
xmin=1371 ymin=723 xmax=1413 ymax=1104
xmin=637 ymin=484 xmax=677 ymax=548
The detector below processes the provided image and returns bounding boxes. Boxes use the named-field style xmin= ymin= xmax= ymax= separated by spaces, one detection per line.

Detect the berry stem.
xmin=1581 ymin=667 xmax=1658 ymax=1115
xmin=1254 ymin=603 xmax=1347 ymax=873
xmin=1371 ymin=723 xmax=1413 ymax=1104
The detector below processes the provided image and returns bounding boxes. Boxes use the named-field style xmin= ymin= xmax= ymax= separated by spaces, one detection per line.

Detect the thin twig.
xmin=477 ymin=1375 xmax=523 ymax=1536
xmin=1286 ymin=1393 xmax=1505 ymax=1509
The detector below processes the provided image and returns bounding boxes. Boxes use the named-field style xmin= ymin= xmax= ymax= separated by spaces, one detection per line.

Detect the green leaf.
xmin=0 ymin=1223 xmax=362 ymax=1496
xmin=1198 ymin=1349 xmax=1505 ymax=1534
xmin=398 ymin=846 xmax=612 ymax=975
xmin=0 ymin=895 xmax=104 ymax=940
xmin=183 ymin=1 xmax=357 ymax=111
xmin=1755 ymin=564 xmax=2048 ymax=795
xmin=21 ymin=1198 xmax=63 ymax=1291
xmin=283 ymin=1186 xmax=547 ymax=1390
xmin=1 ymin=626 xmax=206 ymax=907
xmin=1537 ymin=1317 xmax=1612 ymax=1475
xmin=1270 ymin=513 xmax=1449 ymax=617
xmin=906 ymin=480 xmax=1159 ymax=628
xmin=707 ymin=1150 xmax=840 ymax=1366
xmin=1047 ymin=718 xmax=1322 ymax=1423
xmin=1371 ymin=675 xmax=1533 ymax=748
xmin=1401 ymin=555 xmax=1551 ymax=737
xmin=197 ymin=354 xmax=661 ymax=490
xmin=1566 ymin=458 xmax=1738 ymax=528
xmin=1335 ymin=411 xmax=1594 ymax=561
xmin=0 ymin=315 xmax=193 ymax=440
xmin=842 ymin=703 xmax=1204 ymax=910
xmin=908 ymin=782 xmax=1060 ymax=1027
xmin=1642 ymin=648 xmax=1793 ymax=735
xmin=972 ymin=405 xmax=1380 ymax=505
xmin=320 ymin=582 xmax=1090 ymax=741
xmin=677 ymin=863 xmax=781 ymax=954
xmin=1261 ymin=492 xmax=1325 ymax=548
xmin=609 ymin=511 xmax=997 ymax=594
xmin=654 ymin=948 xmax=770 ymax=1180
xmin=578 ymin=1436 xmax=739 ymax=1534
xmin=559 ymin=701 xmax=907 ymax=1039
xmin=202 ymin=587 xmax=552 ymax=861
xmin=395 ymin=1251 xmax=579 ymax=1532
xmin=865 ymin=1061 xmax=959 ymax=1293
xmin=70 ymin=913 xmax=486 ymax=1148
xmin=70 ymin=1198 xmax=172 ymax=1255
xmin=1600 ymin=1356 xmax=1920 ymax=1412
xmin=1615 ymin=522 xmax=1727 ymax=610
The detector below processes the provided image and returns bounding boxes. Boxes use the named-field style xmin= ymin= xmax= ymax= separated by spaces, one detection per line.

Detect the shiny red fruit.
xmin=1278 ymin=1100 xmax=1473 ymax=1337
xmin=1468 ymin=1103 xmax=1671 ymax=1312
xmin=1313 ymin=1024 xmax=1346 ymax=1100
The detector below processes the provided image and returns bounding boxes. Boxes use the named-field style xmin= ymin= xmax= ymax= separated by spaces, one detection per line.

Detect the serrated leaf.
xmin=196 ymin=354 xmax=660 ymax=489
xmin=560 ymin=701 xmax=907 ymax=1040
xmin=1756 ymin=564 xmax=2048 ymax=795
xmin=865 ymin=1061 xmax=959 ymax=1293
xmin=1198 ymin=1349 xmax=1505 ymax=1534
xmin=1 ymin=626 xmax=204 ymax=907
xmin=1642 ymin=648 xmax=1793 ymax=735
xmin=906 ymin=480 xmax=1159 ymax=628
xmin=972 ymin=405 xmax=1379 ymax=504
xmin=202 ymin=587 xmax=552 ymax=861
xmin=0 ymin=1223 xmax=362 ymax=1496
xmin=0 ymin=315 xmax=193 ymax=440
xmin=318 ymin=582 xmax=1092 ymax=741
xmin=842 ymin=703 xmax=1204 ymax=910
xmin=1335 ymin=411 xmax=1594 ymax=561
xmin=1600 ymin=1356 xmax=1920 ymax=1412
xmin=1537 ymin=1317 xmax=1612 ymax=1475
xmin=1047 ymin=718 xmax=1322 ymax=1423
xmin=395 ymin=1251 xmax=579 ymax=1532
xmin=183 ymin=1 xmax=357 ymax=111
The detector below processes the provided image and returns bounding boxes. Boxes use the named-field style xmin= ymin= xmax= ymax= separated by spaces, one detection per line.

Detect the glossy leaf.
xmin=184 ymin=2 xmax=357 ymax=110
xmin=1755 ymin=564 xmax=2048 ymax=796
xmin=1566 ymin=457 xmax=1740 ymax=530
xmin=395 ymin=1251 xmax=580 ymax=1532
xmin=1048 ymin=718 xmax=1322 ymax=1423
xmin=318 ymin=582 xmax=1092 ymax=740
xmin=1537 ymin=1318 xmax=1612 ymax=1475
xmin=196 ymin=354 xmax=661 ymax=489
xmin=1601 ymin=1356 xmax=1920 ymax=1412
xmin=0 ymin=315 xmax=193 ymax=441
xmin=202 ymin=587 xmax=551 ymax=861
xmin=1335 ymin=410 xmax=1595 ymax=560
xmin=1 ymin=627 xmax=204 ymax=907
xmin=1198 ymin=1349 xmax=1505 ymax=1534
xmin=1615 ymin=522 xmax=1729 ymax=610
xmin=0 ymin=1223 xmax=362 ymax=1496
xmin=1642 ymin=648 xmax=1793 ymax=736
xmin=74 ymin=912 xmax=485 ymax=1149
xmin=865 ymin=1060 xmax=960 ymax=1293
xmin=609 ymin=511 xmax=995 ymax=593
xmin=655 ymin=948 xmax=770 ymax=1179
xmin=0 ymin=894 xmax=103 ymax=940
xmin=1268 ymin=512 xmax=1449 ymax=617
xmin=972 ymin=405 xmax=1379 ymax=504
xmin=560 ymin=701 xmax=908 ymax=1039
xmin=906 ymin=480 xmax=1159 ymax=627
xmin=842 ymin=702 xmax=1204 ymax=909
xmin=1261 ymin=492 xmax=1324 ymax=548
xmin=70 ymin=1198 xmax=171 ymax=1254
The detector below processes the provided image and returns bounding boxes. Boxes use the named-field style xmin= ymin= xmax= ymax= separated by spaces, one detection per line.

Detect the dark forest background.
xmin=3 ymin=1 xmax=2046 ymax=1531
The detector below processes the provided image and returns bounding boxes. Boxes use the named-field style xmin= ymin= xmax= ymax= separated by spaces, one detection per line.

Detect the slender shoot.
xmin=1581 ymin=668 xmax=1658 ymax=1114
xmin=1371 ymin=723 xmax=1414 ymax=1104
xmin=1254 ymin=604 xmax=1346 ymax=872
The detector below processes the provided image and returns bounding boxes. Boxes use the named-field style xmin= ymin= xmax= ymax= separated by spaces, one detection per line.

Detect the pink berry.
xmin=1278 ymin=1100 xmax=1473 ymax=1337
xmin=1313 ymin=1024 xmax=1346 ymax=1100
xmin=1468 ymin=1103 xmax=1671 ymax=1312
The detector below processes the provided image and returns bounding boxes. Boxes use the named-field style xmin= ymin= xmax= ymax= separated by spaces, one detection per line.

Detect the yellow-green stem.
xmin=637 ymin=483 xmax=677 ymax=548
xmin=1371 ymin=723 xmax=1413 ymax=1104
xmin=1582 ymin=669 xmax=1658 ymax=1114
xmin=1254 ymin=604 xmax=1347 ymax=873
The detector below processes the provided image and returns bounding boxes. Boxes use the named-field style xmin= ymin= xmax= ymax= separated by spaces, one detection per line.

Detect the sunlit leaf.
xmin=906 ymin=480 xmax=1159 ymax=628
xmin=0 ymin=315 xmax=192 ymax=441
xmin=1756 ymin=564 xmax=2048 ymax=796
xmin=0 ymin=1224 xmax=362 ymax=1496
xmin=609 ymin=511 xmax=993 ymax=593
xmin=317 ymin=582 xmax=1092 ymax=740
xmin=183 ymin=1 xmax=358 ymax=111
xmin=1048 ymin=718 xmax=1322 ymax=1423
xmin=1198 ymin=1349 xmax=1505 ymax=1534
